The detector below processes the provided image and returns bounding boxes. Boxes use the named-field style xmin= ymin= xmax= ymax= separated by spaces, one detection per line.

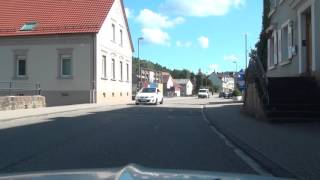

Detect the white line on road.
xmin=201 ymin=105 xmax=273 ymax=176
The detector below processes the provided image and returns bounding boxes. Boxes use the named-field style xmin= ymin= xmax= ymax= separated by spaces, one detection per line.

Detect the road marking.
xmin=201 ymin=105 xmax=273 ymax=176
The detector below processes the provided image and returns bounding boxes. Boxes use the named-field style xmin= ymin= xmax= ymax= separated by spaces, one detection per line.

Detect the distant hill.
xmin=132 ymin=57 xmax=194 ymax=80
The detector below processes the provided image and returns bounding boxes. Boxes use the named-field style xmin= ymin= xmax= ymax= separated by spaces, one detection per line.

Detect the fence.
xmin=0 ymin=81 xmax=41 ymax=96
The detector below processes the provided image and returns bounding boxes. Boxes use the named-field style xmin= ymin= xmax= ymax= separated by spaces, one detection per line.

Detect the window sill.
xmin=279 ymin=59 xmax=292 ymax=66
xmin=58 ymin=75 xmax=73 ymax=80
xmin=101 ymin=77 xmax=108 ymax=80
xmin=111 ymin=79 xmax=116 ymax=81
xmin=268 ymin=65 xmax=276 ymax=71
xmin=13 ymin=76 xmax=29 ymax=80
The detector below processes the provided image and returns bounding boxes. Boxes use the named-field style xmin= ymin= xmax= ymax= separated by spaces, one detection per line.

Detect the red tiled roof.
xmin=0 ymin=0 xmax=115 ymax=36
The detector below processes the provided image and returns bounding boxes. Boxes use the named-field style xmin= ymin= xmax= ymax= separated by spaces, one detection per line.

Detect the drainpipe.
xmin=91 ymin=34 xmax=97 ymax=103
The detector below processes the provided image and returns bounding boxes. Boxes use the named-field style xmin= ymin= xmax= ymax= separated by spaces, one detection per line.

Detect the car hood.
xmin=0 ymin=164 xmax=293 ymax=180
xmin=137 ymin=93 xmax=156 ymax=97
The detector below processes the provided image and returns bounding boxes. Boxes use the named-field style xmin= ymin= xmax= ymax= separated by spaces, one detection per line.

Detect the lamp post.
xmin=245 ymin=33 xmax=248 ymax=69
xmin=137 ymin=37 xmax=144 ymax=90
xmin=233 ymin=61 xmax=238 ymax=73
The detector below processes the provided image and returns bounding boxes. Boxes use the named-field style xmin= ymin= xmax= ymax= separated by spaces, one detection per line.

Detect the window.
xmin=102 ymin=55 xmax=107 ymax=79
xmin=120 ymin=61 xmax=123 ymax=81
xmin=20 ymin=22 xmax=37 ymax=31
xmin=120 ymin=29 xmax=123 ymax=46
xmin=270 ymin=0 xmax=277 ymax=9
xmin=280 ymin=21 xmax=293 ymax=62
xmin=60 ymin=55 xmax=72 ymax=77
xmin=269 ymin=0 xmax=277 ymax=17
xmin=126 ymin=63 xmax=129 ymax=81
xmin=111 ymin=58 xmax=115 ymax=80
xmin=16 ymin=56 xmax=27 ymax=77
xmin=268 ymin=31 xmax=278 ymax=69
xmin=112 ymin=24 xmax=116 ymax=42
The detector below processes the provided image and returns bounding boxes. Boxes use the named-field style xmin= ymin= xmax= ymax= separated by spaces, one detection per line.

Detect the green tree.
xmin=255 ymin=0 xmax=270 ymax=70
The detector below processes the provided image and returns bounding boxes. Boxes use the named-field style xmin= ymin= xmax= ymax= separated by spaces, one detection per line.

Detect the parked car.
xmin=224 ymin=92 xmax=233 ymax=99
xmin=198 ymin=89 xmax=210 ymax=98
xmin=219 ymin=92 xmax=225 ymax=98
xmin=135 ymin=87 xmax=164 ymax=105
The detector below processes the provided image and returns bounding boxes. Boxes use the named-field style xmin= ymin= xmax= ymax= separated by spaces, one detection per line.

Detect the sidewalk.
xmin=0 ymin=102 xmax=133 ymax=122
xmin=204 ymin=104 xmax=320 ymax=180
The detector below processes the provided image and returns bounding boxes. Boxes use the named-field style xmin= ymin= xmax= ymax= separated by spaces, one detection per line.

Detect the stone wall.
xmin=0 ymin=96 xmax=46 ymax=111
xmin=244 ymin=83 xmax=266 ymax=119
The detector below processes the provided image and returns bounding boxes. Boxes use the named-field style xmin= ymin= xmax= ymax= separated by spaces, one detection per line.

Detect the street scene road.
xmin=0 ymin=97 xmax=255 ymax=176
xmin=2 ymin=96 xmax=319 ymax=180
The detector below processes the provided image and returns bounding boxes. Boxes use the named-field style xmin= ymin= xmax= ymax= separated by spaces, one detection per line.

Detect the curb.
xmin=0 ymin=104 xmax=131 ymax=123
xmin=203 ymin=106 xmax=298 ymax=179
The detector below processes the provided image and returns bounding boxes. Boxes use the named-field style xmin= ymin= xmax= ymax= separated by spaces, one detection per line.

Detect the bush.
xmin=233 ymin=89 xmax=242 ymax=96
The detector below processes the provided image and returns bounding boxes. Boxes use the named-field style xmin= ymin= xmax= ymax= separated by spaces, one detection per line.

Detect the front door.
xmin=305 ymin=11 xmax=312 ymax=75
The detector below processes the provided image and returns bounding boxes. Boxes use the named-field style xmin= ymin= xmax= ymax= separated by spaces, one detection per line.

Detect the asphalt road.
xmin=0 ymin=97 xmax=262 ymax=177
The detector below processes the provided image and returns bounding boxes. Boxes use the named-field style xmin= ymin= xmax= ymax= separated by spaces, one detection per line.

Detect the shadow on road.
xmin=0 ymin=106 xmax=255 ymax=176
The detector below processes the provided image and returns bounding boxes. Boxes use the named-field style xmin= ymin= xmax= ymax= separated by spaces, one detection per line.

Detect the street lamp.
xmin=137 ymin=37 xmax=144 ymax=90
xmin=245 ymin=33 xmax=248 ymax=69
xmin=233 ymin=61 xmax=238 ymax=73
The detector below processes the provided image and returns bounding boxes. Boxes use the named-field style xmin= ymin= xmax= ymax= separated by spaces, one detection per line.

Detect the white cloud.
xmin=198 ymin=36 xmax=209 ymax=48
xmin=209 ymin=64 xmax=219 ymax=72
xmin=142 ymin=28 xmax=170 ymax=46
xmin=224 ymin=54 xmax=239 ymax=61
xmin=137 ymin=9 xmax=185 ymax=29
xmin=176 ymin=40 xmax=192 ymax=48
xmin=125 ymin=8 xmax=134 ymax=19
xmin=161 ymin=0 xmax=245 ymax=17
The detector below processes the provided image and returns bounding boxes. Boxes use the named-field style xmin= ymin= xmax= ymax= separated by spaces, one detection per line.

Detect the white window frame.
xmin=120 ymin=61 xmax=123 ymax=81
xmin=112 ymin=24 xmax=116 ymax=42
xmin=120 ymin=29 xmax=123 ymax=46
xmin=126 ymin=63 xmax=129 ymax=82
xmin=111 ymin=58 xmax=116 ymax=80
xmin=102 ymin=55 xmax=107 ymax=79
xmin=279 ymin=20 xmax=293 ymax=65
xmin=268 ymin=30 xmax=278 ymax=70
xmin=60 ymin=55 xmax=73 ymax=78
xmin=16 ymin=55 xmax=27 ymax=77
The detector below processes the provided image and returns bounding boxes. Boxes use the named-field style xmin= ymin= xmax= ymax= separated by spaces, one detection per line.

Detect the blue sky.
xmin=124 ymin=0 xmax=262 ymax=73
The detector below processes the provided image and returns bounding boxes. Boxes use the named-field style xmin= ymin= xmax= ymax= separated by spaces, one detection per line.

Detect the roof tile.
xmin=0 ymin=0 xmax=114 ymax=36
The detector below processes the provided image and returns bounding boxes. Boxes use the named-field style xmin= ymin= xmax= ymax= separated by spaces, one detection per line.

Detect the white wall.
xmin=186 ymin=81 xmax=193 ymax=95
xmin=95 ymin=0 xmax=133 ymax=103
xmin=0 ymin=35 xmax=93 ymax=91
xmin=167 ymin=76 xmax=174 ymax=89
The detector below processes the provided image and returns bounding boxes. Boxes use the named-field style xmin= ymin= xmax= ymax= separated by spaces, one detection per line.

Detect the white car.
xmin=135 ymin=87 xmax=164 ymax=105
xmin=198 ymin=89 xmax=210 ymax=98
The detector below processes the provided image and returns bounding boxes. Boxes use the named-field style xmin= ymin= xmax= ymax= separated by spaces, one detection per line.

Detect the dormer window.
xmin=20 ymin=22 xmax=38 ymax=31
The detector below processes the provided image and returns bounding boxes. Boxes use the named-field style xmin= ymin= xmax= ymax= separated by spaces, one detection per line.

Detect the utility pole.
xmin=245 ymin=33 xmax=248 ymax=69
xmin=137 ymin=37 xmax=143 ymax=90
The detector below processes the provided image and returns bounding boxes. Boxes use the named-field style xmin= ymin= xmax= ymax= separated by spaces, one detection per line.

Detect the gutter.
xmin=91 ymin=33 xmax=97 ymax=103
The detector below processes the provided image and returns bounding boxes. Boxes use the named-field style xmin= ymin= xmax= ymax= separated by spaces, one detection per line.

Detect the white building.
xmin=221 ymin=76 xmax=235 ymax=93
xmin=0 ymin=0 xmax=134 ymax=106
xmin=174 ymin=79 xmax=193 ymax=96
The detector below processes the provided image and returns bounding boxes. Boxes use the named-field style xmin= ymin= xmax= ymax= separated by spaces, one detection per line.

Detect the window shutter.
xmin=288 ymin=25 xmax=293 ymax=59
xmin=273 ymin=31 xmax=278 ymax=65
xmin=268 ymin=38 xmax=271 ymax=68
xmin=278 ymin=29 xmax=282 ymax=63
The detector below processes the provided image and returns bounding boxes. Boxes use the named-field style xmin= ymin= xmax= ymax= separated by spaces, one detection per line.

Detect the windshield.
xmin=141 ymin=88 xmax=156 ymax=93
xmin=1 ymin=0 xmax=315 ymax=179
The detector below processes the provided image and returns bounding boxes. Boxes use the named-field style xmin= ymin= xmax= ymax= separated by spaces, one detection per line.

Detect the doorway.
xmin=299 ymin=4 xmax=314 ymax=76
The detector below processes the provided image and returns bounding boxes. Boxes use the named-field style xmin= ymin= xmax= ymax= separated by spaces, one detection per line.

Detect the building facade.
xmin=174 ymin=79 xmax=193 ymax=96
xmin=267 ymin=0 xmax=320 ymax=79
xmin=0 ymin=0 xmax=133 ymax=106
